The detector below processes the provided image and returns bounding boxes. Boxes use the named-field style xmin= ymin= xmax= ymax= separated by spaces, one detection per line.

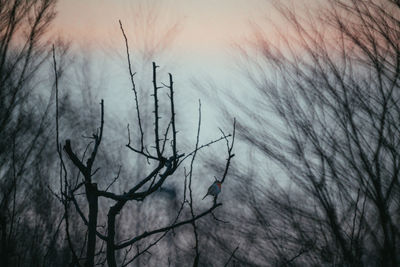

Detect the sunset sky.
xmin=54 ymin=0 xmax=266 ymax=52
xmin=52 ymin=0 xmax=276 ymax=84
xmin=52 ymin=0 xmax=278 ymax=136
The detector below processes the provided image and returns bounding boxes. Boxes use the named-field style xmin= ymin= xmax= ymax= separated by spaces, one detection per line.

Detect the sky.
xmin=54 ymin=0 xmax=266 ymax=53
xmin=52 ymin=0 xmax=274 ymax=86
xmin=51 ymin=0 xmax=277 ymax=146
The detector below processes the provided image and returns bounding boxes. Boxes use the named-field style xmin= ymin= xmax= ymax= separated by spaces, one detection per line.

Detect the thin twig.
xmin=211 ymin=211 xmax=229 ymax=224
xmin=104 ymin=166 xmax=122 ymax=192
xmin=220 ymin=119 xmax=236 ymax=184
xmin=188 ymin=100 xmax=202 ymax=266
xmin=177 ymin=134 xmax=231 ymax=168
xmin=223 ymin=246 xmax=239 ymax=267
xmin=168 ymin=73 xmax=178 ymax=165
xmin=115 ymin=203 xmax=222 ymax=249
xmin=119 ymin=20 xmax=144 ymax=151
xmin=152 ymin=62 xmax=161 ymax=157
xmin=161 ymin=121 xmax=171 ymax=154
xmin=53 ymin=43 xmax=81 ymax=266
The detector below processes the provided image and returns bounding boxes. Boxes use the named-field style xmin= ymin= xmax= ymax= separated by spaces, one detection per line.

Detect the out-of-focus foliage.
xmin=0 ymin=0 xmax=71 ymax=266
xmin=207 ymin=0 xmax=400 ymax=266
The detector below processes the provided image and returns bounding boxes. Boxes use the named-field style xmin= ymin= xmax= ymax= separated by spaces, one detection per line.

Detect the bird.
xmin=202 ymin=180 xmax=222 ymax=200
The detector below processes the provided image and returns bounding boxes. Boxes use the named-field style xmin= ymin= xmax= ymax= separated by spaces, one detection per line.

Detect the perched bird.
xmin=202 ymin=181 xmax=222 ymax=200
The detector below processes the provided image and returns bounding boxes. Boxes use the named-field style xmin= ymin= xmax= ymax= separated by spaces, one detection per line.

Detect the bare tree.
xmin=110 ymin=8 xmax=182 ymax=265
xmin=221 ymin=0 xmax=400 ymax=266
xmin=54 ymin=22 xmax=235 ymax=267
xmin=0 ymin=0 xmax=75 ymax=266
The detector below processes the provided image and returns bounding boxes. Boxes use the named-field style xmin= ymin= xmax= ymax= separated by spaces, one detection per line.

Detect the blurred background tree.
xmin=0 ymin=0 xmax=73 ymax=266
xmin=208 ymin=0 xmax=400 ymax=266
xmin=3 ymin=0 xmax=399 ymax=266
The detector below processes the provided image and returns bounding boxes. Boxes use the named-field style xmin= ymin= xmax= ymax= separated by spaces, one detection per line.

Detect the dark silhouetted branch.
xmin=119 ymin=20 xmax=144 ymax=151
xmin=115 ymin=203 xmax=222 ymax=249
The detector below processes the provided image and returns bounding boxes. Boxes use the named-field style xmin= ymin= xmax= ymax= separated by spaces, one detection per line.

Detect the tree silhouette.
xmin=54 ymin=22 xmax=235 ymax=267
xmin=0 ymin=0 xmax=74 ymax=266
xmin=222 ymin=0 xmax=400 ymax=266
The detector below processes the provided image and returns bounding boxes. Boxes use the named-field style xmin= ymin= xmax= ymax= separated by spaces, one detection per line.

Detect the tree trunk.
xmin=85 ymin=183 xmax=98 ymax=267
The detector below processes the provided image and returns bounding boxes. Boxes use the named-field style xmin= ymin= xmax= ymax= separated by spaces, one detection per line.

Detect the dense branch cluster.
xmin=4 ymin=0 xmax=399 ymax=266
xmin=54 ymin=23 xmax=235 ymax=266
xmin=228 ymin=0 xmax=400 ymax=266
